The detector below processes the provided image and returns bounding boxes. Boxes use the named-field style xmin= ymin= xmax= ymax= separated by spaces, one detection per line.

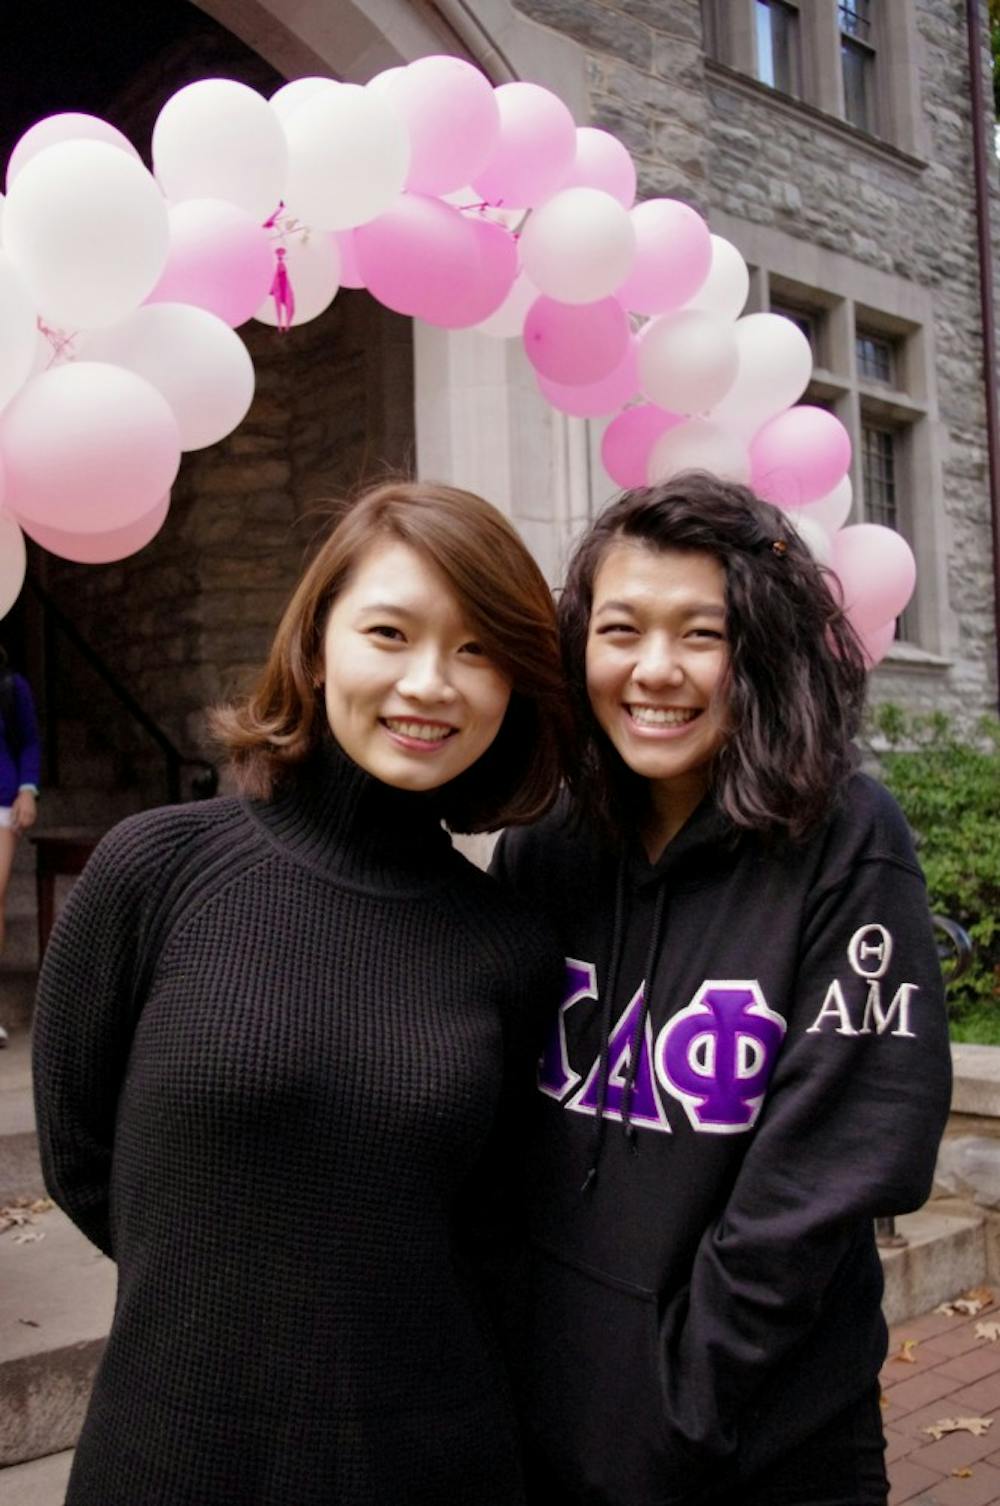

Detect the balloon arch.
xmin=0 ymin=60 xmax=914 ymax=661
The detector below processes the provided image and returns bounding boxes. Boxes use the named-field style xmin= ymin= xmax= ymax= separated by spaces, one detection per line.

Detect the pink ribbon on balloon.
xmin=269 ymin=248 xmax=295 ymax=332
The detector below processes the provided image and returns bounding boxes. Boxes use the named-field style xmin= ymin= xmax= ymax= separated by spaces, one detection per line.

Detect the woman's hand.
xmin=11 ymin=789 xmax=37 ymax=833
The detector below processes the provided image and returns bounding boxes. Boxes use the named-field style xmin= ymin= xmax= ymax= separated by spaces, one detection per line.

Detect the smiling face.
xmin=586 ymin=540 xmax=730 ymax=848
xmin=319 ymin=537 xmax=512 ymax=793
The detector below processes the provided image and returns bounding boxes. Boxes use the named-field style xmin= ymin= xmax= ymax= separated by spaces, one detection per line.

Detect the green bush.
xmin=867 ymin=706 xmax=1000 ymax=1041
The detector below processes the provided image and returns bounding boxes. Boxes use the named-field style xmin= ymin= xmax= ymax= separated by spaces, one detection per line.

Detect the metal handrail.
xmin=25 ymin=572 xmax=218 ymax=804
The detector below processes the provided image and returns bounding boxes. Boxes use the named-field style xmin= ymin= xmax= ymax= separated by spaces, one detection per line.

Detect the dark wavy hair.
xmin=559 ymin=472 xmax=869 ymax=842
xmin=213 ymin=480 xmax=571 ymax=833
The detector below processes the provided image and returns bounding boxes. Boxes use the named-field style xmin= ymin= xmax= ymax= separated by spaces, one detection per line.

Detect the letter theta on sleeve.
xmin=538 ymin=957 xmax=595 ymax=1099
xmin=654 ymin=981 xmax=787 ymax=1134
xmin=567 ymin=983 xmax=671 ymax=1132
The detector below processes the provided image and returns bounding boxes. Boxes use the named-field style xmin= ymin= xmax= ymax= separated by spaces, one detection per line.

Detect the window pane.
xmin=839 ymin=0 xmax=872 ymax=41
xmin=862 ymin=426 xmax=897 ymax=530
xmin=755 ymin=1 xmax=800 ymax=95
xmin=771 ymin=303 xmax=820 ymax=362
xmin=842 ymin=38 xmax=872 ymax=131
xmin=856 ymin=333 xmax=893 ymax=384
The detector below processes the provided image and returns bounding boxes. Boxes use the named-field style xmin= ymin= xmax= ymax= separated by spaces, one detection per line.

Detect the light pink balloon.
xmin=375 ymin=56 xmax=500 ymax=196
xmin=523 ymin=295 xmax=630 ymax=386
xmin=145 ymin=199 xmax=273 ymax=328
xmin=6 ymin=113 xmax=140 ymax=189
xmin=356 ymin=195 xmax=514 ymax=329
xmin=1 ymin=363 xmax=181 ymax=534
xmin=538 ymin=338 xmax=640 ymax=418
xmin=471 ymin=82 xmax=576 ymax=210
xmin=750 ymin=407 xmax=852 ymax=508
xmin=560 ymin=127 xmax=636 ymax=207
xmin=854 ymin=617 xmax=897 ymax=669
xmin=22 ymin=495 xmax=171 ymax=564
xmin=601 ymin=403 xmax=683 ymax=488
xmin=616 ymin=199 xmax=713 ymax=316
xmin=333 ymin=231 xmax=366 ymax=289
xmin=832 ymin=524 xmax=917 ymax=635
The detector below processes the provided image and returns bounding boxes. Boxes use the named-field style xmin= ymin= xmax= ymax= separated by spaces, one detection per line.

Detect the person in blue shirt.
xmin=0 ymin=646 xmax=40 ymax=1046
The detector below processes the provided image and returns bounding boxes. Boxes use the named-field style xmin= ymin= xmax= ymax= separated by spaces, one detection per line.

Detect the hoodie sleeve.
xmin=656 ymin=797 xmax=951 ymax=1494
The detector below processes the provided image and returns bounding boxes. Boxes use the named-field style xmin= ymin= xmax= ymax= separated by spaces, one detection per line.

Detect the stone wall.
xmin=514 ymin=0 xmax=999 ymax=723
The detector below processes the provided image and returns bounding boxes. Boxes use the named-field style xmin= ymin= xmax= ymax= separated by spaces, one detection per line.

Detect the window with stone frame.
xmin=839 ymin=0 xmax=877 ymax=132
xmin=754 ymin=0 xmax=801 ymax=97
xmin=771 ymin=300 xmax=824 ymax=366
xmin=855 ymin=328 xmax=895 ymax=385
xmin=860 ymin=419 xmax=912 ymax=639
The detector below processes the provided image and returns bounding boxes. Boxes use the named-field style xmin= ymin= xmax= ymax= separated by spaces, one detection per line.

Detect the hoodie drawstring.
xmin=622 ymin=884 xmax=667 ymax=1150
xmin=581 ymin=858 xmax=629 ymax=1194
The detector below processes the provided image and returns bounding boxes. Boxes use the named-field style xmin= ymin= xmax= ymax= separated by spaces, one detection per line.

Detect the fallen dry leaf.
xmin=976 ymin=1321 xmax=1000 ymax=1343
xmin=922 ymin=1417 xmax=994 ymax=1442
xmin=0 ymin=1198 xmax=55 ymax=1236
xmin=952 ymin=1468 xmax=974 ymax=1478
xmin=936 ymin=1293 xmax=992 ymax=1317
xmin=892 ymin=1338 xmax=919 ymax=1364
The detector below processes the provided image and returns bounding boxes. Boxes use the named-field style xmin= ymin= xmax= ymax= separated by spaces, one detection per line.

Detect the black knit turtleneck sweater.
xmin=32 ymin=740 xmax=563 ymax=1506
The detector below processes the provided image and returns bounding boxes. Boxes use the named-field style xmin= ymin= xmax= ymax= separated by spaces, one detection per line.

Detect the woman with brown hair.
xmin=33 ymin=480 xmax=568 ymax=1506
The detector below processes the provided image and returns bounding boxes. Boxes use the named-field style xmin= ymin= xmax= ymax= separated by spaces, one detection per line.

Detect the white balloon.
xmin=282 ymin=83 xmax=410 ymax=231
xmin=801 ymin=473 xmax=853 ymax=533
xmin=79 ymin=303 xmax=255 ymax=452
xmin=153 ymin=79 xmax=288 ymax=222
xmin=683 ymin=235 xmax=749 ymax=322
xmin=269 ymin=77 xmax=338 ymax=122
xmin=254 ymin=232 xmax=341 ymax=327
xmin=790 ymin=513 xmax=833 ymax=566
xmin=3 ymin=142 xmax=169 ymax=330
xmin=7 ymin=113 xmax=141 ymax=188
xmin=648 ymin=418 xmax=751 ymax=486
xmin=519 ymin=187 xmax=635 ymax=306
xmin=0 ymin=254 xmax=38 ymax=412
xmin=639 ymin=309 xmax=738 ymax=415
xmin=475 ymin=271 xmax=540 ymax=338
xmin=0 ymin=512 xmax=26 ymax=619
xmin=709 ymin=313 xmax=813 ymax=439
xmin=0 ymin=363 xmax=181 ymax=534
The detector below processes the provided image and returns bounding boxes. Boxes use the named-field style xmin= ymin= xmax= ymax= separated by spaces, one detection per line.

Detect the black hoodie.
xmin=492 ymin=773 xmax=951 ymax=1505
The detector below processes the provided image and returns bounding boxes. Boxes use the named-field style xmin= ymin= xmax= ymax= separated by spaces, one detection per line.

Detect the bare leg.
xmin=0 ymin=827 xmax=18 ymax=1045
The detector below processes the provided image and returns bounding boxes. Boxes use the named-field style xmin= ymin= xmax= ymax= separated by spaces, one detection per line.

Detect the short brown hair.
xmin=213 ymin=480 xmax=570 ymax=832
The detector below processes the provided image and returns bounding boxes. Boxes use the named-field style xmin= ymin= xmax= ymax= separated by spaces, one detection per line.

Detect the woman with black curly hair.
xmin=493 ymin=473 xmax=951 ymax=1506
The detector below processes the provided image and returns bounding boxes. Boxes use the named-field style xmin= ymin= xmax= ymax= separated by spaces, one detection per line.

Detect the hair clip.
xmin=771 ymin=538 xmax=788 ymax=557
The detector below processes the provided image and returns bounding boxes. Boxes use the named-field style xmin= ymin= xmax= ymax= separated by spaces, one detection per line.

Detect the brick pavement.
xmin=883 ymin=1294 xmax=1000 ymax=1504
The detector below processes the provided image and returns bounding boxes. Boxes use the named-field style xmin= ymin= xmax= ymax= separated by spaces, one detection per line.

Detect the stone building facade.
xmin=12 ymin=0 xmax=998 ymax=803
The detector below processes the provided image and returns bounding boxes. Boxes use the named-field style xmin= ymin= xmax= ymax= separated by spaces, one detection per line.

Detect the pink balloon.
xmin=523 ymin=295 xmax=630 ymax=386
xmin=355 ymin=195 xmax=515 ymax=329
xmin=376 ymin=56 xmax=500 ymax=196
xmin=145 ymin=198 xmax=274 ymax=328
xmin=601 ymin=404 xmax=684 ymax=488
xmin=1 ymin=363 xmax=181 ymax=534
xmin=538 ymin=337 xmax=640 ymax=418
xmin=750 ymin=407 xmax=852 ymax=508
xmin=560 ymin=127 xmax=636 ymax=208
xmin=333 ymin=231 xmax=365 ymax=289
xmin=854 ymin=617 xmax=897 ymax=669
xmin=616 ymin=199 xmax=713 ymax=316
xmin=6 ymin=112 xmax=140 ymax=188
xmin=472 ymin=82 xmax=576 ymax=209
xmin=22 ymin=495 xmax=171 ymax=564
xmin=832 ymin=524 xmax=916 ymax=635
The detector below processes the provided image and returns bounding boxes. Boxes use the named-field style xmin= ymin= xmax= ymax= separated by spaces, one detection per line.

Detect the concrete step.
xmin=879 ymin=1199 xmax=989 ymax=1326
xmin=0 ymin=1449 xmax=73 ymax=1505
xmin=0 ymin=1206 xmax=115 ymax=1467
xmin=0 ymin=1030 xmax=43 ymax=1204
xmin=951 ymin=1042 xmax=1000 ymax=1117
